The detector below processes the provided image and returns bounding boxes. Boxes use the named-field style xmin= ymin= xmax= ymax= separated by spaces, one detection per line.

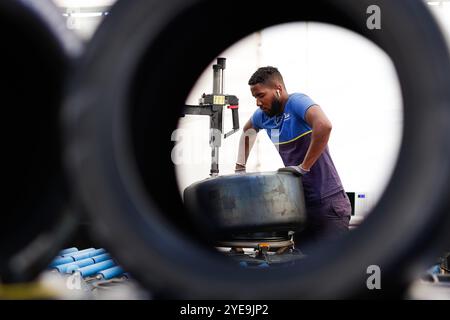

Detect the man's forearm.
xmin=301 ymin=126 xmax=331 ymax=170
xmin=236 ymin=129 xmax=258 ymax=166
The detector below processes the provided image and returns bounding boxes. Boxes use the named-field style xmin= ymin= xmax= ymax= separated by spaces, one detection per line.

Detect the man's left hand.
xmin=277 ymin=165 xmax=309 ymax=176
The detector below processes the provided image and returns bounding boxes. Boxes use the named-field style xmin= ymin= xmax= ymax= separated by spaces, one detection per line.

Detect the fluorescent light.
xmin=63 ymin=12 xmax=105 ymax=18
xmin=53 ymin=0 xmax=115 ymax=8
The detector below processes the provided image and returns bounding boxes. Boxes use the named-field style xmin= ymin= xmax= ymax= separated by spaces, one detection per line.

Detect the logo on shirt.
xmin=284 ymin=113 xmax=292 ymax=121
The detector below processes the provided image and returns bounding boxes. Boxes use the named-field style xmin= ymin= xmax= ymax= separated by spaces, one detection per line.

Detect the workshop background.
xmin=1 ymin=0 xmax=450 ymax=301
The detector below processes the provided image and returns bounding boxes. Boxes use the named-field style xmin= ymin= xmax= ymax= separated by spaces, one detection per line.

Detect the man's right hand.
xmin=235 ymin=163 xmax=246 ymax=174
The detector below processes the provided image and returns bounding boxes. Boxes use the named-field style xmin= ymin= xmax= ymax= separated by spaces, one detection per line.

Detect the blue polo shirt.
xmin=251 ymin=93 xmax=343 ymax=204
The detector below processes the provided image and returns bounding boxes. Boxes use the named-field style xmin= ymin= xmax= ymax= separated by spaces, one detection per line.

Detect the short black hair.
xmin=248 ymin=66 xmax=284 ymax=86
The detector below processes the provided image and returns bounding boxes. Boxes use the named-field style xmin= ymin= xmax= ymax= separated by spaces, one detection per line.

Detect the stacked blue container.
xmin=49 ymin=247 xmax=125 ymax=279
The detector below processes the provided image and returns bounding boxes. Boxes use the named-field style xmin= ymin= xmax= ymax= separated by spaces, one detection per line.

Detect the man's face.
xmin=250 ymin=83 xmax=281 ymax=117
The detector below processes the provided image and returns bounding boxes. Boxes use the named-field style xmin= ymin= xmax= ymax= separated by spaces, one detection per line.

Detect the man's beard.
xmin=265 ymin=96 xmax=283 ymax=117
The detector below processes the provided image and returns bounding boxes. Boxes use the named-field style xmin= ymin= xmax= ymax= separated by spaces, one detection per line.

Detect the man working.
xmin=235 ymin=66 xmax=351 ymax=250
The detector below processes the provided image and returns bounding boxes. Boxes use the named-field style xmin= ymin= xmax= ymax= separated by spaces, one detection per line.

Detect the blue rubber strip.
xmin=71 ymin=249 xmax=106 ymax=261
xmin=61 ymin=248 xmax=95 ymax=258
xmin=49 ymin=256 xmax=75 ymax=268
xmin=58 ymin=247 xmax=78 ymax=256
xmin=54 ymin=257 xmax=96 ymax=273
xmin=75 ymin=259 xmax=116 ymax=278
xmin=91 ymin=253 xmax=111 ymax=263
xmin=98 ymin=266 xmax=124 ymax=280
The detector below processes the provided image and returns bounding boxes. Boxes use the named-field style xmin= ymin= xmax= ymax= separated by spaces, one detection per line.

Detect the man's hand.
xmin=235 ymin=163 xmax=246 ymax=174
xmin=277 ymin=165 xmax=309 ymax=176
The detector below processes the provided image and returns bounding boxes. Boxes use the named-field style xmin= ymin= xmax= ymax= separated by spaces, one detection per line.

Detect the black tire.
xmin=64 ymin=0 xmax=450 ymax=298
xmin=0 ymin=0 xmax=82 ymax=282
xmin=183 ymin=172 xmax=307 ymax=237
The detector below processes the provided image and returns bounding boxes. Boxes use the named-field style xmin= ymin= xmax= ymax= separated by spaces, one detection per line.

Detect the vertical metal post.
xmin=210 ymin=58 xmax=225 ymax=176
xmin=213 ymin=58 xmax=225 ymax=94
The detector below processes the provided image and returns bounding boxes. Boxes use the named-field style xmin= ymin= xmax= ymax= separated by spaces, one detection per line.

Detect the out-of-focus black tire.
xmin=64 ymin=0 xmax=450 ymax=298
xmin=0 ymin=0 xmax=82 ymax=282
xmin=183 ymin=172 xmax=307 ymax=236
